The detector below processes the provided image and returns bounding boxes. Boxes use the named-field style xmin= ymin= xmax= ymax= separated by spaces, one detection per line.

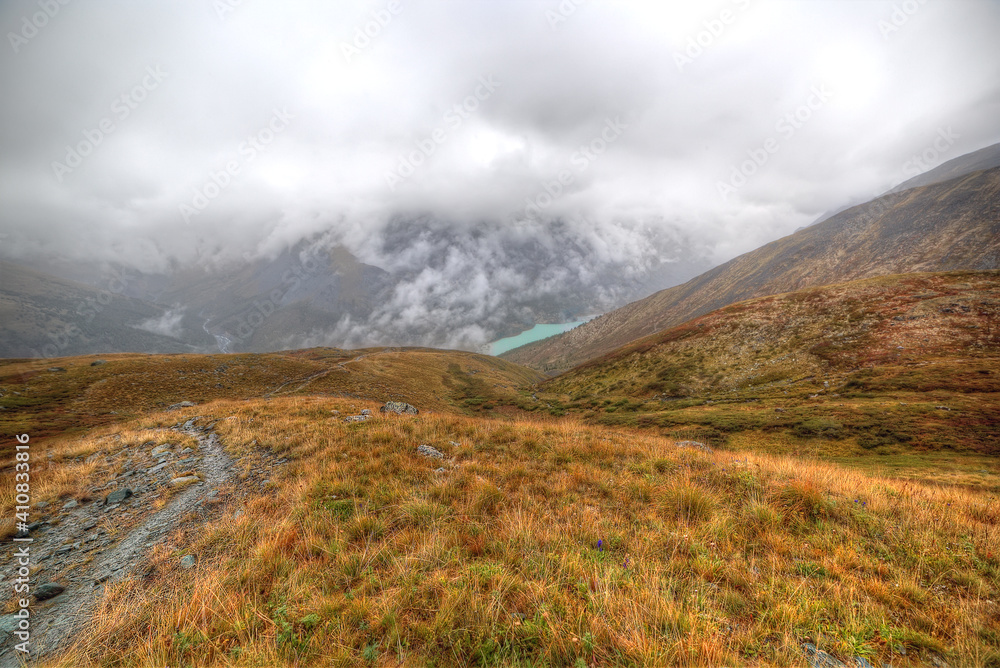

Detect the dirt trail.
xmin=0 ymin=420 xmax=235 ymax=667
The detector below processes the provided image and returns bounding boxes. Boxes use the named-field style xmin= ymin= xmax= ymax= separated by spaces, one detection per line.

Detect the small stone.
xmin=417 ymin=444 xmax=445 ymax=459
xmin=34 ymin=583 xmax=65 ymax=601
xmin=180 ymin=447 xmax=193 ymax=455
xmin=151 ymin=444 xmax=171 ymax=457
xmin=170 ymin=475 xmax=199 ymax=486
xmin=104 ymin=488 xmax=133 ymax=505
xmin=360 ymin=409 xmax=372 ymax=416
xmin=62 ymin=499 xmax=78 ymax=510
xmin=90 ymin=360 xmax=107 ymax=366
xmin=233 ymin=510 xmax=244 ymax=520
xmin=179 ymin=555 xmax=196 ymax=569
xmin=434 ymin=467 xmax=447 ymax=474
xmin=380 ymin=401 xmax=418 ymax=415
xmin=675 ymin=440 xmax=713 ymax=453
xmin=167 ymin=401 xmax=196 ymax=411
xmin=344 ymin=415 xmax=370 ymax=423
xmin=147 ymin=462 xmax=168 ymax=474
xmin=207 ymin=490 xmax=218 ymax=498
xmin=34 ymin=501 xmax=49 ymax=509
xmin=449 ymin=441 xmax=461 ymax=447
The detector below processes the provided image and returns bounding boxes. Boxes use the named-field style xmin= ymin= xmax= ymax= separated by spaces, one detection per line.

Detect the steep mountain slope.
xmin=540 ymin=271 xmax=1000 ymax=455
xmin=503 ymin=164 xmax=1000 ymax=372
xmin=0 ymin=261 xmax=197 ymax=358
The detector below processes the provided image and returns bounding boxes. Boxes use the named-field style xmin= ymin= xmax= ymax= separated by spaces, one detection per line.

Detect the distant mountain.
xmin=888 ymin=141 xmax=1000 ymax=193
xmin=0 ymin=261 xmax=197 ymax=358
xmin=502 ymin=155 xmax=1000 ymax=372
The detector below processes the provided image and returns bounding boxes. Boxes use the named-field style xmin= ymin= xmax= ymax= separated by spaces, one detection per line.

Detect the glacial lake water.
xmin=489 ymin=317 xmax=597 ymax=356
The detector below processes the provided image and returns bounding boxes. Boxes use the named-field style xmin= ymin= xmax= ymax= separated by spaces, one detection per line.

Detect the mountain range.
xmin=502 ymin=143 xmax=1000 ymax=372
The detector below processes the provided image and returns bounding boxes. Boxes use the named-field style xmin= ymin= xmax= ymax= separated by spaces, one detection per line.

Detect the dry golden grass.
xmin=35 ymin=396 xmax=1000 ymax=667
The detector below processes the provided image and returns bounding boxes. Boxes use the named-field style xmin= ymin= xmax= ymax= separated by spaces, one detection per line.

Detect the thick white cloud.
xmin=1 ymin=0 xmax=998 ymax=275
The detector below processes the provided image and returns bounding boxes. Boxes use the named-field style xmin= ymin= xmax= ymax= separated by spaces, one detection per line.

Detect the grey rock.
xmin=233 ymin=510 xmax=244 ymax=520
xmin=852 ymin=659 xmax=874 ymax=668
xmin=104 ymin=488 xmax=133 ymax=505
xmin=380 ymin=401 xmax=418 ymax=415
xmin=55 ymin=544 xmax=74 ymax=554
xmin=434 ymin=467 xmax=447 ymax=474
xmin=151 ymin=444 xmax=172 ymax=457
xmin=890 ymin=644 xmax=906 ymax=656
xmin=90 ymin=360 xmax=106 ymax=366
xmin=417 ymin=444 xmax=445 ymax=459
xmin=168 ymin=401 xmax=197 ymax=410
xmin=360 ymin=409 xmax=372 ymax=416
xmin=179 ymin=555 xmax=196 ymax=569
xmin=62 ymin=499 xmax=78 ymax=510
xmin=344 ymin=414 xmax=370 ymax=423
xmin=802 ymin=643 xmax=847 ymax=668
xmin=180 ymin=447 xmax=193 ymax=455
xmin=675 ymin=440 xmax=714 ymax=454
xmin=207 ymin=490 xmax=218 ymax=498
xmin=48 ymin=367 xmax=65 ymax=372
xmin=147 ymin=462 xmax=168 ymax=474
xmin=34 ymin=501 xmax=49 ymax=509
xmin=34 ymin=583 xmax=65 ymax=601
xmin=170 ymin=475 xmax=199 ymax=486
xmin=0 ymin=613 xmax=22 ymax=636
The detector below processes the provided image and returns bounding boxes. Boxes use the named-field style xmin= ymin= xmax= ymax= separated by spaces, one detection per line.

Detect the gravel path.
xmin=0 ymin=419 xmax=235 ymax=667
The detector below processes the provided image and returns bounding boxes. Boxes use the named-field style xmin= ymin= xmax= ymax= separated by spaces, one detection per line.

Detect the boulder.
xmin=417 ymin=444 xmax=445 ymax=459
xmin=104 ymin=488 xmax=133 ymax=505
xmin=675 ymin=440 xmax=713 ymax=454
xmin=170 ymin=475 xmax=199 ymax=486
xmin=380 ymin=401 xmax=418 ymax=415
xmin=34 ymin=583 xmax=66 ymax=602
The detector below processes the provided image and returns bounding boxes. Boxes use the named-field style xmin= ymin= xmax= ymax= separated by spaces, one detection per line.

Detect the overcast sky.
xmin=1 ymin=0 xmax=999 ymax=274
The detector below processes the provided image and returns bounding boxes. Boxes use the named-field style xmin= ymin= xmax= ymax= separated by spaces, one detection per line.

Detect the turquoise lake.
xmin=489 ymin=318 xmax=596 ymax=356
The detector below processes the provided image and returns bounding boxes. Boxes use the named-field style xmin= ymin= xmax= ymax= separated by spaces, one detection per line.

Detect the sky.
xmin=1 ymin=0 xmax=999 ymax=282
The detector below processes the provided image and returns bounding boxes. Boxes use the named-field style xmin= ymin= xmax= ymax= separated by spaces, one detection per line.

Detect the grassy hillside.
xmin=0 ymin=334 xmax=997 ymax=667
xmin=8 ymin=398 xmax=998 ymax=668
xmin=502 ymin=167 xmax=1000 ymax=373
xmin=0 ymin=347 xmax=542 ymax=466
xmin=537 ymin=271 xmax=1000 ymax=484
